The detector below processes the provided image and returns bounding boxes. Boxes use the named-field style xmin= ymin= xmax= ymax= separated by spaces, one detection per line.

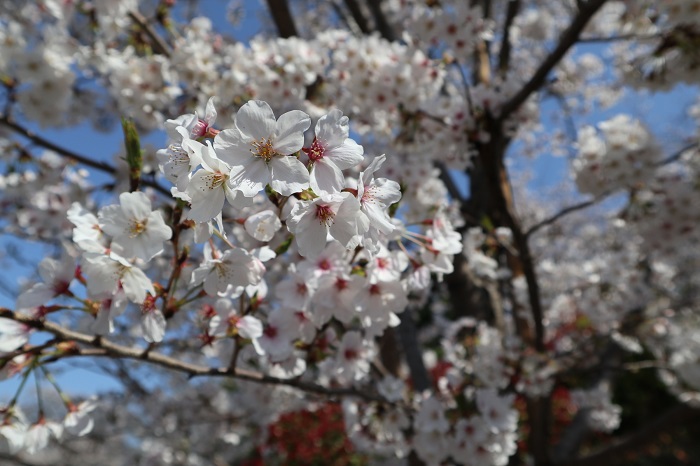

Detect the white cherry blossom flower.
xmin=357 ymin=155 xmax=402 ymax=253
xmin=0 ymin=318 xmax=31 ymax=353
xmin=99 ymin=191 xmax=172 ymax=261
xmin=244 ymin=209 xmax=282 ymax=242
xmin=185 ymin=140 xmax=242 ymax=223
xmin=304 ymin=109 xmax=364 ymax=195
xmin=287 ymin=192 xmax=368 ymax=258
xmin=63 ymin=399 xmax=98 ymax=437
xmin=209 ymin=298 xmax=264 ymax=354
xmin=214 ymin=100 xmax=311 ymax=197
xmin=191 ymin=245 xmax=265 ymax=297
xmin=16 ymin=255 xmax=75 ymax=310
xmin=67 ymin=203 xmax=107 ymax=254
xmin=81 ymin=252 xmax=154 ymax=304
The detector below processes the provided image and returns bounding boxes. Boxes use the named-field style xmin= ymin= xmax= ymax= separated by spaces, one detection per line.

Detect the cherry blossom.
xmin=214 ymin=100 xmax=311 ymax=197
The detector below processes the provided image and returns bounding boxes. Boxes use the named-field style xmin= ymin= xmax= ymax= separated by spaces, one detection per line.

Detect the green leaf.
xmin=121 ymin=117 xmax=142 ymax=192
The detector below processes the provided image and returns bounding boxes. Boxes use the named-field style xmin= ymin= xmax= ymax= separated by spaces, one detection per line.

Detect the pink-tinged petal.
xmin=82 ymin=256 xmax=119 ymax=298
xmin=238 ymin=315 xmax=263 ymax=340
xmin=327 ymin=139 xmax=364 ymax=169
xmin=370 ymin=178 xmax=402 ymax=205
xmin=229 ymin=158 xmax=270 ymax=197
xmin=214 ymin=127 xmax=254 ymax=166
xmin=37 ymin=257 xmax=59 ymax=284
xmin=295 ymin=222 xmax=329 ymax=258
xmin=274 ymin=110 xmax=311 ymax=155
xmin=119 ymin=192 xmax=151 ymax=220
xmin=315 ymin=109 xmax=349 ymax=147
xmin=235 ymin=100 xmax=276 ymax=140
xmin=310 ymin=159 xmax=345 ymax=195
xmin=121 ymin=268 xmax=154 ymax=303
xmin=142 ymin=309 xmax=166 ymax=343
xmin=16 ymin=283 xmax=56 ymax=310
xmin=204 ymin=96 xmax=217 ymax=125
xmin=269 ymin=156 xmax=309 ymax=196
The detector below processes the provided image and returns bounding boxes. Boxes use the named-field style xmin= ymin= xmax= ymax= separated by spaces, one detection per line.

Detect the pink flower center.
xmin=344 ymin=348 xmax=358 ymax=360
xmin=335 ymin=277 xmax=348 ymax=291
xmin=315 ymin=204 xmax=335 ymax=226
xmin=304 ymin=138 xmax=326 ymax=162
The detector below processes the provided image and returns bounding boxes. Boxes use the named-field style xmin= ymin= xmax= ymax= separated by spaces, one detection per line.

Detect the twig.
xmin=525 ymin=198 xmax=597 ymax=237
xmin=0 ymin=308 xmax=387 ymax=404
xmin=128 ymin=11 xmax=173 ymax=57
xmin=0 ymin=116 xmax=170 ymax=197
xmin=577 ymin=33 xmax=662 ymax=43
xmin=499 ymin=0 xmax=609 ymax=120
xmin=654 ymin=141 xmax=698 ymax=167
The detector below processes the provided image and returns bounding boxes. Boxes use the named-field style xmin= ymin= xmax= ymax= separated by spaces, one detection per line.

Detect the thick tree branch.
xmin=0 ymin=116 xmax=170 ymax=197
xmin=397 ymin=308 xmax=431 ymax=392
xmin=365 ymin=0 xmax=397 ymax=42
xmin=499 ymin=0 xmax=609 ymax=120
xmin=0 ymin=308 xmax=387 ymax=404
xmin=343 ymin=0 xmax=371 ymax=34
xmin=265 ymin=0 xmax=299 ymax=38
xmin=497 ymin=0 xmax=521 ymax=75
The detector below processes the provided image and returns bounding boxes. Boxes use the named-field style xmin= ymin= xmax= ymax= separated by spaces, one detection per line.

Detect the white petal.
xmin=119 ymin=192 xmax=151 ymax=220
xmin=315 ymin=109 xmax=349 ymax=147
xmin=295 ymin=222 xmax=328 ymax=258
xmin=274 ymin=110 xmax=311 ymax=154
xmin=238 ymin=315 xmax=263 ymax=340
xmin=235 ymin=100 xmax=276 ymax=140
xmin=16 ymin=284 xmax=55 ymax=310
xmin=326 ymin=139 xmax=364 ymax=169
xmin=121 ymin=268 xmax=154 ymax=303
xmin=142 ymin=309 xmax=166 ymax=343
xmin=214 ymin=127 xmax=254 ymax=166
xmin=229 ymin=158 xmax=270 ymax=197
xmin=310 ymin=159 xmax=345 ymax=195
xmin=269 ymin=156 xmax=309 ymax=196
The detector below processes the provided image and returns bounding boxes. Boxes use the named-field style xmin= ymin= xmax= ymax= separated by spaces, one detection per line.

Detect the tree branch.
xmin=365 ymin=0 xmax=397 ymax=42
xmin=577 ymin=33 xmax=662 ymax=43
xmin=128 ymin=11 xmax=173 ymax=57
xmin=0 ymin=116 xmax=170 ymax=197
xmin=265 ymin=0 xmax=299 ymax=38
xmin=497 ymin=0 xmax=521 ymax=75
xmin=525 ymin=198 xmax=597 ymax=237
xmin=0 ymin=308 xmax=387 ymax=404
xmin=499 ymin=0 xmax=609 ymax=120
xmin=343 ymin=0 xmax=371 ymax=34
